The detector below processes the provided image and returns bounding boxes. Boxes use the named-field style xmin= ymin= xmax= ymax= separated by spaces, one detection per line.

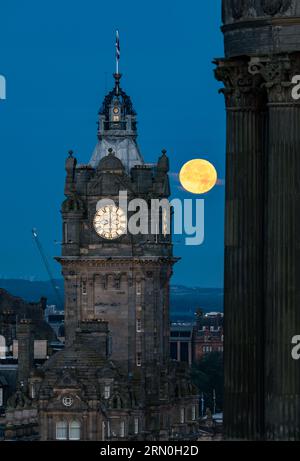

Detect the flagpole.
xmin=116 ymin=30 xmax=120 ymax=75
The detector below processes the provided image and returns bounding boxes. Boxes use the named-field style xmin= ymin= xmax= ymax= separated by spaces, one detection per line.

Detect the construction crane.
xmin=32 ymin=228 xmax=63 ymax=309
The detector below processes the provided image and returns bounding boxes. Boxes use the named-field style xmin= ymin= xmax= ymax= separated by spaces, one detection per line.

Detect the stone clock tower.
xmin=59 ymin=73 xmax=173 ymax=375
xmin=29 ymin=72 xmax=199 ymax=441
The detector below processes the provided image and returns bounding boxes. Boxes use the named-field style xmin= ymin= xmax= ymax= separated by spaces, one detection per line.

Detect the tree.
xmin=191 ymin=352 xmax=223 ymax=413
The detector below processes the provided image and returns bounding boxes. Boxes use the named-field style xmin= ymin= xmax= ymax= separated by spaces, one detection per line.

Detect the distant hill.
xmin=0 ymin=279 xmax=65 ymax=308
xmin=0 ymin=279 xmax=223 ymax=321
xmin=170 ymin=285 xmax=223 ymax=321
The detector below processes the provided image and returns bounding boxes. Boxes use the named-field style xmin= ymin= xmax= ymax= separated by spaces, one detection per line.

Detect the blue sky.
xmin=0 ymin=0 xmax=225 ymax=287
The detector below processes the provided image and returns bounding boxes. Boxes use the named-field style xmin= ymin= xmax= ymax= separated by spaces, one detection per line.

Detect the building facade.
xmin=193 ymin=312 xmax=223 ymax=362
xmin=170 ymin=313 xmax=224 ymax=365
xmin=17 ymin=72 xmax=199 ymax=441
xmin=216 ymin=0 xmax=300 ymax=441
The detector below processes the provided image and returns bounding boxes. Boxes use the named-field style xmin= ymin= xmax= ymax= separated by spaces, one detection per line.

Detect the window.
xmin=136 ymin=281 xmax=141 ymax=296
xmin=180 ymin=408 xmax=185 ymax=424
xmin=56 ymin=421 xmax=67 ymax=440
xmin=69 ymin=420 xmax=80 ymax=441
xmin=0 ymin=387 xmax=3 ymax=407
xmin=104 ymin=385 xmax=110 ymax=399
xmin=120 ymin=421 xmax=125 ymax=438
xmin=0 ymin=335 xmax=6 ymax=359
xmin=136 ymin=319 xmax=142 ymax=332
xmin=192 ymin=405 xmax=196 ymax=421
xmin=102 ymin=421 xmax=106 ymax=441
xmin=82 ymin=280 xmax=87 ymax=295
xmin=210 ymin=326 xmax=214 ymax=332
xmin=134 ymin=417 xmax=139 ymax=434
xmin=136 ymin=352 xmax=142 ymax=367
xmin=31 ymin=384 xmax=35 ymax=399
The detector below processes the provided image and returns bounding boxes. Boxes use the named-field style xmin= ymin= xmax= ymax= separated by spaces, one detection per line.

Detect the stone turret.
xmin=89 ymin=73 xmax=144 ymax=172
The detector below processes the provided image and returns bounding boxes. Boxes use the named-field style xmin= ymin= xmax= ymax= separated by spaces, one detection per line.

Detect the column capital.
xmin=249 ymin=54 xmax=300 ymax=104
xmin=214 ymin=58 xmax=265 ymax=110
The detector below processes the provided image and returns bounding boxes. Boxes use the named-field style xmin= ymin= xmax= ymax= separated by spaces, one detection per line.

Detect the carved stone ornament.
xmin=248 ymin=54 xmax=300 ymax=104
xmin=214 ymin=59 xmax=264 ymax=109
xmin=262 ymin=0 xmax=292 ymax=15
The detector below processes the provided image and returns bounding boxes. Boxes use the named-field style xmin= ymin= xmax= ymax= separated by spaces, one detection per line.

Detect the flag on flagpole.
xmin=116 ymin=30 xmax=120 ymax=65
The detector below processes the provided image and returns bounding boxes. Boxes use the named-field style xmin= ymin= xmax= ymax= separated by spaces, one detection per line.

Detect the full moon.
xmin=179 ymin=159 xmax=218 ymax=194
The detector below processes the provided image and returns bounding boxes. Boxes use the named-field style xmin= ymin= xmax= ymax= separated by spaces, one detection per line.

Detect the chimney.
xmin=17 ymin=319 xmax=34 ymax=392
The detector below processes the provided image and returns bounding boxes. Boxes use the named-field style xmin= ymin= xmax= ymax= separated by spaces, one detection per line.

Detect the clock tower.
xmin=28 ymin=70 xmax=199 ymax=441
xmin=59 ymin=73 xmax=174 ymax=376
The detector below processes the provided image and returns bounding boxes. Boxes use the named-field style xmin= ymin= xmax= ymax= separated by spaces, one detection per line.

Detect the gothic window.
xmin=104 ymin=385 xmax=110 ymax=399
xmin=56 ymin=421 xmax=67 ymax=440
xmin=120 ymin=421 xmax=125 ymax=438
xmin=134 ymin=417 xmax=139 ymax=434
xmin=69 ymin=420 xmax=81 ymax=441
xmin=0 ymin=387 xmax=3 ymax=407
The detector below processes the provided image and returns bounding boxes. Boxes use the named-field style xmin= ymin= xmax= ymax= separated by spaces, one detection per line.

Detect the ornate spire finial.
xmin=68 ymin=150 xmax=74 ymax=157
xmin=161 ymin=149 xmax=167 ymax=156
xmin=113 ymin=72 xmax=122 ymax=96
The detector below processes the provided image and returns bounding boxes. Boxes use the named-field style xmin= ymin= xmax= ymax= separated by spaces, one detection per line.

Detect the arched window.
xmin=69 ymin=420 xmax=81 ymax=440
xmin=56 ymin=421 xmax=67 ymax=440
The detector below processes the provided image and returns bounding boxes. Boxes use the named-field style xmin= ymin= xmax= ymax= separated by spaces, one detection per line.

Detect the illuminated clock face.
xmin=113 ymin=107 xmax=119 ymax=114
xmin=93 ymin=205 xmax=127 ymax=240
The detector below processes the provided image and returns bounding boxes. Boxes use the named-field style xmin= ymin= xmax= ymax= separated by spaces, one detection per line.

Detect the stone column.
xmin=250 ymin=54 xmax=300 ymax=440
xmin=215 ymin=58 xmax=267 ymax=440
